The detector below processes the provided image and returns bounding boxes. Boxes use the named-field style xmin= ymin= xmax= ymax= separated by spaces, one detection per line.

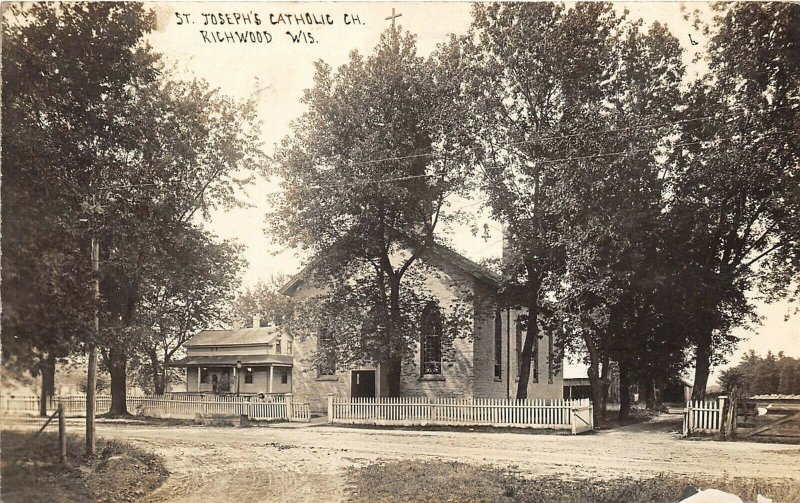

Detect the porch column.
xmin=196 ymin=366 xmax=201 ymax=391
xmin=269 ymin=366 xmax=274 ymax=393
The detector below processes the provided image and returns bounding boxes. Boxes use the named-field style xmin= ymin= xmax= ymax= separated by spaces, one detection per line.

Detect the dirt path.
xmin=88 ymin=415 xmax=798 ymax=502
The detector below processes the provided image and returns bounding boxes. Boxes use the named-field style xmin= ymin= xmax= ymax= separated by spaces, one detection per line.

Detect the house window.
xmin=200 ymin=367 xmax=209 ymax=383
xmin=420 ymin=302 xmax=443 ymax=375
xmin=317 ymin=326 xmax=336 ymax=376
xmin=287 ymin=340 xmax=292 ymax=355
xmin=245 ymin=367 xmax=253 ymax=384
xmin=275 ymin=340 xmax=282 ymax=355
xmin=494 ymin=310 xmax=502 ymax=379
xmin=281 ymin=370 xmax=288 ymax=384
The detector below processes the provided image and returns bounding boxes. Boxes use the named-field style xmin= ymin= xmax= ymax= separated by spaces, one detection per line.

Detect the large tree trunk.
xmin=618 ymin=360 xmax=632 ymax=422
xmin=641 ymin=377 xmax=657 ymax=410
xmin=584 ymin=336 xmax=605 ymax=428
xmin=160 ymin=349 xmax=171 ymax=395
xmin=108 ymin=346 xmax=129 ymax=416
xmin=587 ymin=360 xmax=604 ymax=428
xmin=599 ymin=353 xmax=610 ymax=419
xmin=385 ymin=276 xmax=403 ymax=397
xmin=149 ymin=347 xmax=164 ymax=395
xmin=692 ymin=329 xmax=713 ymax=401
xmin=516 ymin=301 xmax=539 ymax=400
xmin=516 ymin=275 xmax=542 ymax=400
xmin=39 ymin=352 xmax=56 ymax=417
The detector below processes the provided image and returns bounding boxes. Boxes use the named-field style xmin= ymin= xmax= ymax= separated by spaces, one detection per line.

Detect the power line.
xmin=346 ymin=104 xmax=797 ymax=168
xmin=269 ymin=127 xmax=796 ymax=194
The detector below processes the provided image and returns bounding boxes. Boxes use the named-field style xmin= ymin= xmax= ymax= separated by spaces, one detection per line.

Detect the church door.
xmin=351 ymin=370 xmax=375 ymax=398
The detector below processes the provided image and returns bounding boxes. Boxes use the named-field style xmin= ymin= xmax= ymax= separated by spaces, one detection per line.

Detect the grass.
xmin=346 ymin=461 xmax=800 ymax=503
xmin=1 ymin=430 xmax=168 ymax=503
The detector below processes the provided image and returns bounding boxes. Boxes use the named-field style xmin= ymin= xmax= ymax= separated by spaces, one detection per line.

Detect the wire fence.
xmin=2 ymin=404 xmax=67 ymax=465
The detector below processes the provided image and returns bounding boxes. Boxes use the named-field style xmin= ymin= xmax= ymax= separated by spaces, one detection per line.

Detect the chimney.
xmin=252 ymin=314 xmax=261 ymax=328
xmin=232 ymin=319 xmax=242 ymax=330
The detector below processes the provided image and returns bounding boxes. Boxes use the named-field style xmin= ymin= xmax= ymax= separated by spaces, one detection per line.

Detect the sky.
xmin=146 ymin=2 xmax=798 ymax=379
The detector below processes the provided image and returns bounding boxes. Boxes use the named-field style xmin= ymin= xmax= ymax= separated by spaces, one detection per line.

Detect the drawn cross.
xmin=385 ymin=7 xmax=402 ymax=29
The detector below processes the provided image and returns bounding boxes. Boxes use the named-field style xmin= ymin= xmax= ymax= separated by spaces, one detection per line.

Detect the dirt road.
xmin=87 ymin=415 xmax=797 ymax=503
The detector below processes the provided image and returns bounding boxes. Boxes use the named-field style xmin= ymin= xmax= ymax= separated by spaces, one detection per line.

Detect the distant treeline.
xmin=722 ymin=351 xmax=800 ymax=396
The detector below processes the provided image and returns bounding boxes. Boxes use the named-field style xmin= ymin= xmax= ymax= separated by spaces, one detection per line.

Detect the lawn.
xmin=346 ymin=461 xmax=800 ymax=503
xmin=1 ymin=430 xmax=168 ymax=503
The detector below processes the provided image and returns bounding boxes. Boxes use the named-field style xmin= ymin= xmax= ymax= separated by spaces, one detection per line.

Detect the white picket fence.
xmin=0 ymin=394 xmax=310 ymax=423
xmin=328 ymin=396 xmax=594 ymax=434
xmin=682 ymin=398 xmax=726 ymax=436
xmin=0 ymin=395 xmax=110 ymax=414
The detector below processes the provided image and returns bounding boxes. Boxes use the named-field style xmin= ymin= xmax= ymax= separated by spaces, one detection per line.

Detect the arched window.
xmin=420 ymin=302 xmax=443 ymax=375
xmin=317 ymin=325 xmax=336 ymax=377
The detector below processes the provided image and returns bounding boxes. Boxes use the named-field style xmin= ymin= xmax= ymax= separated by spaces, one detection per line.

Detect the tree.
xmin=463 ymin=4 xmax=688 ymax=417
xmin=130 ymin=229 xmax=245 ymax=394
xmin=96 ymin=77 xmax=262 ymax=415
xmin=669 ymin=3 xmax=800 ymax=399
xmin=1 ymin=2 xmax=160 ymax=412
xmin=2 ymin=3 xmax=264 ymax=417
xmin=464 ymin=2 xmax=613 ymax=400
xmin=267 ymin=26 xmax=472 ymax=395
xmin=718 ymin=351 xmax=800 ymax=396
xmin=231 ymin=276 xmax=294 ymax=327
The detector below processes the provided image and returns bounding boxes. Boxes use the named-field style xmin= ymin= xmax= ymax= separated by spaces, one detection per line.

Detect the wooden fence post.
xmin=717 ymin=396 xmax=727 ymax=435
xmin=285 ymin=393 xmax=294 ymax=422
xmin=58 ymin=403 xmax=66 ymax=464
xmin=570 ymin=407 xmax=576 ymax=435
xmin=327 ymin=393 xmax=334 ymax=423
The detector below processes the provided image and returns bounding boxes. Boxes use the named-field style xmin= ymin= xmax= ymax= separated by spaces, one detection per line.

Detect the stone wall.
xmin=398 ymin=259 xmax=478 ymax=398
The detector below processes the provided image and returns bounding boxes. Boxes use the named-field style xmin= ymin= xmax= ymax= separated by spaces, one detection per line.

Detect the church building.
xmin=173 ymin=241 xmax=563 ymax=413
xmin=244 ymin=243 xmax=562 ymax=411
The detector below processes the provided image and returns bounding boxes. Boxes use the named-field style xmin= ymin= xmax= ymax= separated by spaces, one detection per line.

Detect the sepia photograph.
xmin=1 ymin=1 xmax=799 ymax=502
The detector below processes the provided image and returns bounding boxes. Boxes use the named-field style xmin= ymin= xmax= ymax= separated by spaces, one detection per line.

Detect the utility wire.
xmin=346 ymin=104 xmax=797 ymax=168
xmin=279 ymin=127 xmax=797 ymax=192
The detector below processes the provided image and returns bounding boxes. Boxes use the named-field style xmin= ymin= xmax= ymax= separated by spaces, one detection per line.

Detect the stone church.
xmin=278 ymin=241 xmax=563 ymax=412
xmin=174 ymin=241 xmax=563 ymax=413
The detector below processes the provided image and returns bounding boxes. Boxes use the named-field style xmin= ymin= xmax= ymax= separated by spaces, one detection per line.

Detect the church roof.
xmin=278 ymin=240 xmax=501 ymax=296
xmin=184 ymin=326 xmax=282 ymax=347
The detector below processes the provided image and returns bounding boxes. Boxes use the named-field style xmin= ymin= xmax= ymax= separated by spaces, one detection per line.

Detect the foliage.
xmin=129 ymin=229 xmax=245 ymax=394
xmin=231 ymin=276 xmax=295 ymax=327
xmin=667 ymin=2 xmax=800 ymax=399
xmin=2 ymin=3 xmax=262 ymax=411
xmin=463 ymin=3 xmax=689 ymax=412
xmin=267 ymin=26 xmax=472 ymax=394
xmin=720 ymin=351 xmax=800 ymax=396
xmin=287 ymin=260 xmax=475 ymax=374
xmin=1 ymin=1 xmax=157 ymax=378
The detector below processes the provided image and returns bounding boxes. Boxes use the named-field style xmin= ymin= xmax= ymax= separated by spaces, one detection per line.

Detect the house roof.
xmin=184 ymin=326 xmax=283 ymax=348
xmin=168 ymin=354 xmax=293 ymax=367
xmin=278 ymin=240 xmax=501 ymax=296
